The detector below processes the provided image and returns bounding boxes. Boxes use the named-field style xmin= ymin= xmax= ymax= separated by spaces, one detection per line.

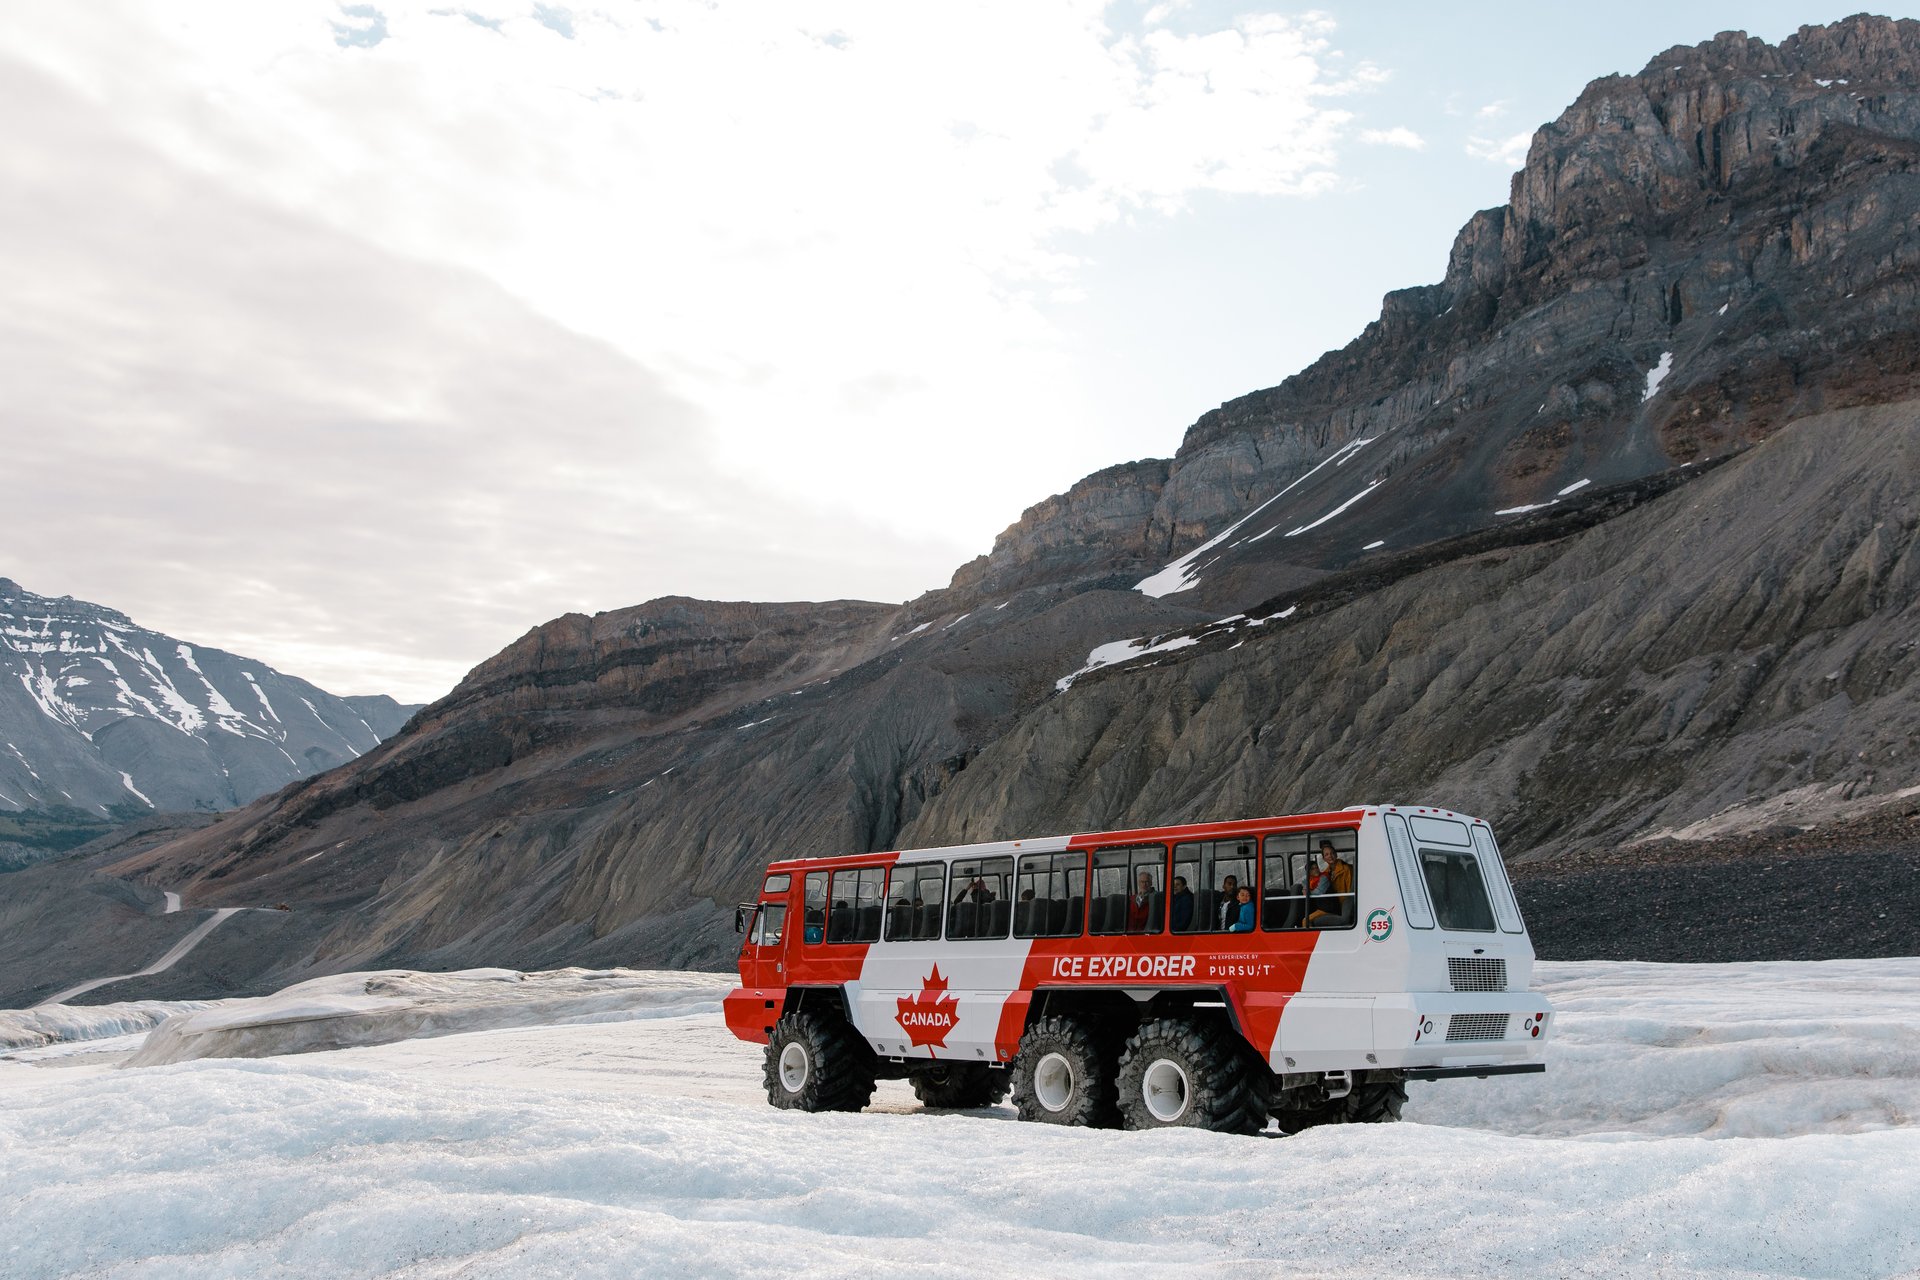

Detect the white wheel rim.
xmin=778 ymin=1041 xmax=810 ymax=1093
xmin=1143 ymin=1057 xmax=1190 ymax=1123
xmin=1034 ymin=1051 xmax=1075 ymax=1112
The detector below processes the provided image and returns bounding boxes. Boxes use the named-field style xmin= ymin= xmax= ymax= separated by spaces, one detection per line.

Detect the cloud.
xmin=1466 ymin=130 xmax=1534 ymax=168
xmin=0 ymin=2 xmax=1377 ymax=701
xmin=1358 ymin=126 xmax=1425 ymax=150
xmin=1476 ymin=98 xmax=1510 ymax=119
xmin=0 ymin=60 xmax=959 ymax=701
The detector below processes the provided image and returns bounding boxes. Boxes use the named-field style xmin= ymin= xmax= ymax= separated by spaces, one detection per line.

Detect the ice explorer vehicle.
xmin=726 ymin=805 xmax=1550 ymax=1133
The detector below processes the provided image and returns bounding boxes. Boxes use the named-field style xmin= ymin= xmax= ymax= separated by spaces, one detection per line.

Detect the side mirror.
xmin=734 ymin=904 xmax=751 ymax=934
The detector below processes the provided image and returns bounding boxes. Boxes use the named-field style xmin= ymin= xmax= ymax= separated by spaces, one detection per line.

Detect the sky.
xmin=0 ymin=1 xmax=1891 ymax=703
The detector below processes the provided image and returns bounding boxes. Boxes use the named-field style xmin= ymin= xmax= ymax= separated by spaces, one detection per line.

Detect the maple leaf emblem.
xmin=896 ymin=965 xmax=959 ymax=1049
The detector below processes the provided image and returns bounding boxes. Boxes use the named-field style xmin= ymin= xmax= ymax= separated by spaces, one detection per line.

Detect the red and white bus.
xmin=726 ymin=805 xmax=1550 ymax=1133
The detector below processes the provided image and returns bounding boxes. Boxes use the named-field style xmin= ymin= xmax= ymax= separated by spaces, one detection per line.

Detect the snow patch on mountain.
xmin=0 ymin=578 xmax=419 ymax=814
xmin=1136 ymin=437 xmax=1375 ymax=598
xmin=1283 ymin=479 xmax=1384 ymax=538
xmin=1056 ymin=633 xmax=1201 ymax=691
xmin=1642 ymin=351 xmax=1674 ymax=401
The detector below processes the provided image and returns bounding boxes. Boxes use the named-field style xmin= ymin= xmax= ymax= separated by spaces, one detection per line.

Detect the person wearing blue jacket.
xmin=1226 ymin=886 xmax=1256 ymax=932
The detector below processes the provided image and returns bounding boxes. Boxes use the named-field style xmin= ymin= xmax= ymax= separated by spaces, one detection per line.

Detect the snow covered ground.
xmin=3 ymin=959 xmax=1918 ymax=1278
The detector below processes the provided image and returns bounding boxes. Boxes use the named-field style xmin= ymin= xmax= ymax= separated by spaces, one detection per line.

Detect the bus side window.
xmin=829 ymin=867 xmax=885 ymax=943
xmin=1263 ymin=834 xmax=1309 ymax=930
xmin=1303 ymin=830 xmax=1359 ymax=930
xmin=1173 ymin=840 xmax=1257 ymax=932
xmin=1014 ymin=851 xmax=1086 ymax=938
xmin=1090 ymin=844 xmax=1166 ymax=935
xmin=885 ymin=862 xmax=946 ymax=941
xmin=802 ymin=872 xmax=828 ymax=945
xmin=946 ymin=855 xmax=1012 ymax=939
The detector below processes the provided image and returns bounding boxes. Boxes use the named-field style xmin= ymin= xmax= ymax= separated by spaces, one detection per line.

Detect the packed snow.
xmin=1557 ymin=478 xmax=1591 ymax=496
xmin=1055 ymin=633 xmax=1201 ymax=692
xmin=0 ymin=999 xmax=221 ymax=1054
xmin=127 ymin=969 xmax=726 ymax=1068
xmin=1362 ymin=539 xmax=1386 ymax=550
xmin=2 ymin=959 xmax=1917 ymax=1277
xmin=1643 ymin=351 xmax=1674 ymax=401
xmin=1136 ymin=437 xmax=1375 ymax=598
xmin=243 ymin=670 xmax=282 ymax=723
xmin=1281 ymin=479 xmax=1383 ymax=538
xmin=1495 ymin=500 xmax=1558 ymax=516
xmin=117 ymin=769 xmax=154 ymax=807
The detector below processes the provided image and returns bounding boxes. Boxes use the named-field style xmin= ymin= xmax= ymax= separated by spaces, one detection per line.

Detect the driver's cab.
xmin=735 ymin=870 xmax=792 ymax=988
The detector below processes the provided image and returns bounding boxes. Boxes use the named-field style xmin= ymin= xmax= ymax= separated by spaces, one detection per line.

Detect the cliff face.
xmin=22 ymin=17 xmax=1920 ymax=1001
xmin=903 ymin=402 xmax=1920 ymax=857
xmin=955 ymin=17 xmax=1920 ymax=609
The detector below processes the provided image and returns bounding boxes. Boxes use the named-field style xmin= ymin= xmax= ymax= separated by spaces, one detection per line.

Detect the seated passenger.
xmin=1214 ymin=875 xmax=1240 ymax=929
xmin=804 ymin=908 xmax=824 ymax=944
xmin=1306 ymin=843 xmax=1354 ymax=925
xmin=1127 ymin=871 xmax=1154 ymax=932
xmin=1168 ymin=876 xmax=1194 ymax=931
xmin=954 ymin=876 xmax=996 ymax=905
xmin=1306 ymin=841 xmax=1334 ymax=892
xmin=1226 ymin=886 xmax=1255 ymax=932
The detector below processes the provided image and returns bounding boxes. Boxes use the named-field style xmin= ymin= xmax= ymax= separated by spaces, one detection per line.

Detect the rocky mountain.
xmin=952 ymin=16 xmax=1920 ymax=611
xmin=0 ymin=576 xmax=419 ymax=856
xmin=14 ymin=17 xmax=1920 ymax=1003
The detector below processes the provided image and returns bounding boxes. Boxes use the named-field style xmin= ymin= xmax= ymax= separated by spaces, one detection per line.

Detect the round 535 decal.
xmin=1366 ymin=909 xmax=1394 ymax=941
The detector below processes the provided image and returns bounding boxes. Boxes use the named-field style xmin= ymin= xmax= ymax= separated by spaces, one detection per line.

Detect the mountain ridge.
xmin=0 ymin=575 xmax=420 ymax=850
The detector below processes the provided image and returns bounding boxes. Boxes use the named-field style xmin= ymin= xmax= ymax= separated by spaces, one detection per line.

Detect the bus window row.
xmin=791 ymin=832 xmax=1358 ymax=945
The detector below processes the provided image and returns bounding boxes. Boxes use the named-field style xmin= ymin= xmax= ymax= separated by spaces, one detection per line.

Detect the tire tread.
xmin=763 ymin=1011 xmax=877 ymax=1113
xmin=1115 ymin=1016 xmax=1271 ymax=1135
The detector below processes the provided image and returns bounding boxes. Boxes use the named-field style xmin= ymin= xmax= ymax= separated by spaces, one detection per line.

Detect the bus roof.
xmin=760 ymin=806 xmax=1395 ymax=872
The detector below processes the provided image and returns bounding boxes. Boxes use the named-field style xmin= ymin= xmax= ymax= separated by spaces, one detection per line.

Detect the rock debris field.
xmin=1516 ymin=804 xmax=1920 ymax=963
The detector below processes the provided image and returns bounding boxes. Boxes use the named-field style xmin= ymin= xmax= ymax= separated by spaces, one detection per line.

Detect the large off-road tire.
xmin=1272 ymin=1077 xmax=1407 ymax=1132
xmin=1010 ymin=1015 xmax=1120 ymax=1127
xmin=763 ymin=1011 xmax=877 ymax=1113
xmin=1115 ymin=1017 xmax=1270 ymax=1134
xmin=1343 ymin=1079 xmax=1407 ymax=1123
xmin=909 ymin=1062 xmax=1011 ymax=1109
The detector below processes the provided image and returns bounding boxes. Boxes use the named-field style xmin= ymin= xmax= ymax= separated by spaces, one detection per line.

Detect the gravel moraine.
xmin=1513 ymin=804 xmax=1920 ymax=963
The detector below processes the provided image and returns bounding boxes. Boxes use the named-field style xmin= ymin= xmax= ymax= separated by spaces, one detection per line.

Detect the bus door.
xmin=741 ymin=873 xmax=793 ymax=988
